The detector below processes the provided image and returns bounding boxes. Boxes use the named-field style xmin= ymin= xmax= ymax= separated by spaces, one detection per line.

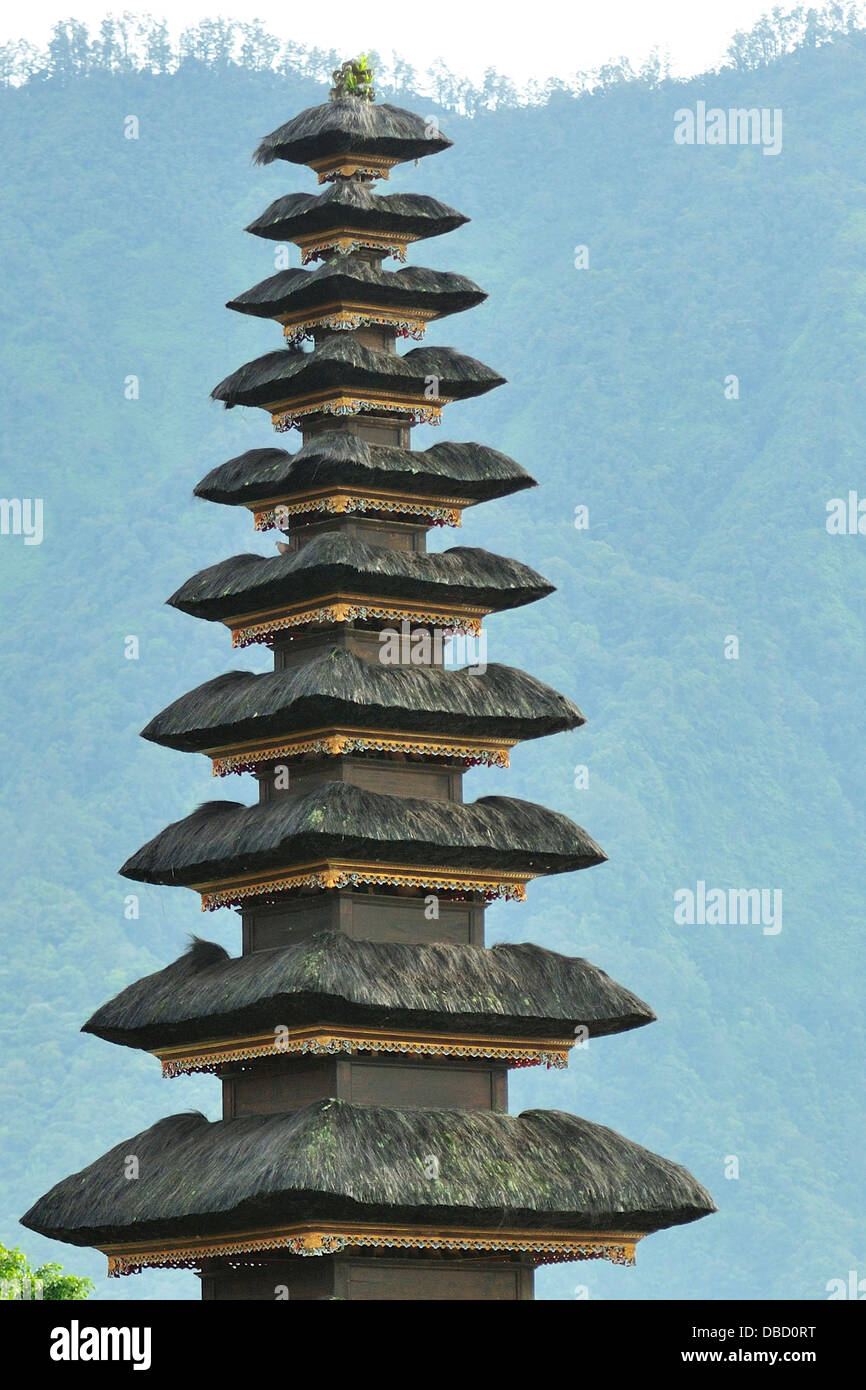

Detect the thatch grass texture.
xmin=254 ymin=99 xmax=452 ymax=167
xmin=211 ymin=339 xmax=504 ymax=410
xmin=166 ymin=534 xmax=553 ymax=623
xmin=142 ymin=651 xmax=584 ymax=752
xmin=22 ymin=1100 xmax=715 ymax=1247
xmin=227 ymin=259 xmax=485 ymax=320
xmin=246 ymin=185 xmax=467 ymax=243
xmin=84 ymin=932 xmax=655 ymax=1048
xmin=194 ymin=433 xmax=535 ymax=507
xmin=119 ymin=784 xmax=607 ymax=886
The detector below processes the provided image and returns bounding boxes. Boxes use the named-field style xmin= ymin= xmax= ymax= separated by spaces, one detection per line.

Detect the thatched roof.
xmin=226 ymin=259 xmax=485 ymax=321
xmin=211 ymin=339 xmax=504 ymax=411
xmin=166 ymin=536 xmax=553 ymax=624
xmin=253 ymin=100 xmax=451 ymax=168
xmin=21 ymin=1100 xmax=715 ymax=1247
xmin=83 ymin=933 xmax=655 ymax=1050
xmin=141 ymin=652 xmax=584 ymax=753
xmin=119 ymin=785 xmax=607 ymax=886
xmin=246 ymin=184 xmax=467 ymax=244
xmin=194 ymin=433 xmax=535 ymax=508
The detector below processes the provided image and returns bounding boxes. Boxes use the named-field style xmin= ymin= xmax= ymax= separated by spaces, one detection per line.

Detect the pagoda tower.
xmin=23 ymin=60 xmax=714 ymax=1301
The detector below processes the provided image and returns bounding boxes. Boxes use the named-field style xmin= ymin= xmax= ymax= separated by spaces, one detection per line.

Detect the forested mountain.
xmin=0 ymin=9 xmax=863 ymax=1299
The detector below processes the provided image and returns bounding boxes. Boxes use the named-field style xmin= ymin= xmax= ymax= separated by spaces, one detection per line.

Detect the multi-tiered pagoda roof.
xmin=23 ymin=59 xmax=713 ymax=1300
xmin=246 ymin=184 xmax=469 ymax=263
xmin=83 ymin=934 xmax=656 ymax=1073
xmin=194 ymin=433 xmax=534 ymax=531
xmin=227 ymin=259 xmax=486 ymax=344
xmin=140 ymin=653 xmax=585 ymax=775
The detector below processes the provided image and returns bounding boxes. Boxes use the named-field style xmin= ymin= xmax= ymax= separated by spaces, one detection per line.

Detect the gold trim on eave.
xmin=223 ymin=594 xmax=486 ymax=648
xmin=208 ymin=727 xmax=514 ymax=775
xmin=192 ymin=859 xmax=532 ymax=911
xmin=280 ymin=301 xmax=437 ymax=344
xmin=309 ymin=153 xmax=400 ymax=183
xmin=293 ymin=229 xmax=418 ymax=264
xmin=105 ymin=1223 xmax=642 ymax=1275
xmin=248 ymin=485 xmax=469 ymax=531
xmin=156 ymin=1024 xmax=572 ymax=1076
xmin=268 ymin=389 xmax=450 ymax=432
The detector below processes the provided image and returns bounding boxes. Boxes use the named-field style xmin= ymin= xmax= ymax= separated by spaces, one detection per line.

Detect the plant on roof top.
xmin=330 ymin=55 xmax=375 ymax=102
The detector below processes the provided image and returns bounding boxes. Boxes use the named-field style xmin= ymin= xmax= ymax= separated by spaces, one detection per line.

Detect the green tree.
xmin=0 ymin=1243 xmax=94 ymax=1301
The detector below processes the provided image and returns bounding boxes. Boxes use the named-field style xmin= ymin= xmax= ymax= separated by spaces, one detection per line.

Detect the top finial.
xmin=330 ymin=55 xmax=375 ymax=103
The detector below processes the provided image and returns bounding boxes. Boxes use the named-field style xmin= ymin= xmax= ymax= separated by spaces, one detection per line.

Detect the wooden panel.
xmin=244 ymin=891 xmax=485 ymax=950
xmin=341 ymin=1258 xmax=532 ymax=1302
xmin=346 ymin=894 xmax=482 ymax=945
xmin=243 ymin=895 xmax=339 ymax=951
xmin=340 ymin=762 xmax=458 ymax=801
xmin=200 ymin=1260 xmax=333 ymax=1301
xmin=492 ymin=1068 xmax=508 ymax=1112
xmin=346 ymin=326 xmax=396 ymax=352
xmin=223 ymin=1056 xmax=505 ymax=1116
xmin=303 ymin=416 xmax=409 ymax=448
xmin=292 ymin=516 xmax=427 ymax=553
xmin=201 ymin=1255 xmax=534 ymax=1300
xmin=224 ymin=1058 xmax=339 ymax=1116
xmin=348 ymin=1058 xmax=503 ymax=1111
xmin=263 ymin=757 xmax=462 ymax=803
xmin=272 ymin=627 xmax=446 ymax=669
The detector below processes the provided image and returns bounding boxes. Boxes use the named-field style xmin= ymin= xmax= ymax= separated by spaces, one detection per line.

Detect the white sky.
xmin=1 ymin=1 xmax=782 ymax=82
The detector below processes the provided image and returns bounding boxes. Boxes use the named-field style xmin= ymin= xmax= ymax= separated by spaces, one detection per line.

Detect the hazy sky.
xmin=2 ymin=1 xmax=782 ymax=82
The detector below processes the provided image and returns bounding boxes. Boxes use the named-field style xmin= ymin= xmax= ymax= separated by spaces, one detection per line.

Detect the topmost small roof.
xmin=254 ymin=99 xmax=451 ymax=170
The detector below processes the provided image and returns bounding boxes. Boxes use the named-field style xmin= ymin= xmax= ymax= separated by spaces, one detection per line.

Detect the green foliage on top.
xmin=329 ymin=54 xmax=375 ymax=102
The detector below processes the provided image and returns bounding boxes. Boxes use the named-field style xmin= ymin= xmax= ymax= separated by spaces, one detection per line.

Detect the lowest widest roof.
xmin=119 ymin=785 xmax=607 ymax=887
xmin=141 ymin=652 xmax=585 ymax=755
xmin=83 ymin=933 xmax=655 ymax=1051
xmin=194 ymin=434 xmax=536 ymax=509
xmin=21 ymin=1102 xmax=715 ymax=1252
